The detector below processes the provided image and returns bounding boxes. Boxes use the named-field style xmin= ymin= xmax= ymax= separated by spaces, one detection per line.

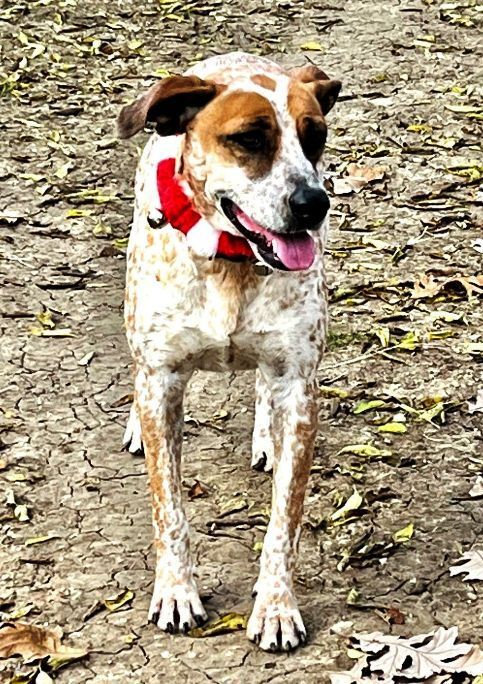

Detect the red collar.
xmin=155 ymin=158 xmax=254 ymax=262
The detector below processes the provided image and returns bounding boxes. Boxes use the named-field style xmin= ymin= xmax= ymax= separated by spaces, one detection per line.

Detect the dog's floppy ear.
xmin=118 ymin=75 xmax=220 ymax=139
xmin=290 ymin=65 xmax=341 ymax=116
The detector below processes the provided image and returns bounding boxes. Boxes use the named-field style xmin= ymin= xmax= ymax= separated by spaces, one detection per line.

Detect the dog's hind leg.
xmin=122 ymin=402 xmax=143 ymax=455
xmin=251 ymin=369 xmax=276 ymax=472
xmin=136 ymin=368 xmax=207 ymax=633
xmin=247 ymin=370 xmax=318 ymax=651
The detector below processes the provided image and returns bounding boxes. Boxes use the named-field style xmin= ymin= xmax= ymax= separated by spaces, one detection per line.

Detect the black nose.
xmin=289 ymin=185 xmax=330 ymax=229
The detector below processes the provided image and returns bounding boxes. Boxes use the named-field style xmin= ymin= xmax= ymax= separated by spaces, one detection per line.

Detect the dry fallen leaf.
xmin=188 ymin=480 xmax=209 ymax=500
xmin=449 ymin=549 xmax=483 ymax=581
xmin=188 ymin=612 xmax=247 ymax=638
xmin=0 ymin=621 xmax=87 ymax=661
xmin=338 ymin=444 xmax=392 ymax=459
xmin=352 ymin=626 xmax=483 ymax=679
xmin=300 ymin=40 xmax=325 ymax=51
xmin=24 ymin=534 xmax=59 ymax=546
xmin=412 ymin=274 xmax=483 ymax=299
xmin=332 ymin=164 xmax=387 ymax=195
xmin=103 ymin=589 xmax=134 ymax=612
xmin=392 ymin=522 xmax=414 ymax=543
xmin=77 ymin=351 xmax=95 ymax=367
xmin=469 ymin=476 xmax=483 ymax=498
xmin=331 ymin=487 xmax=363 ymax=524
xmin=468 ymin=389 xmax=483 ymax=414
xmin=377 ymin=422 xmax=407 ymax=434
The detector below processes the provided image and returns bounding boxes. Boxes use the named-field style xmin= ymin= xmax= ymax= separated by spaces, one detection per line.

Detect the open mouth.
xmin=220 ymin=198 xmax=315 ymax=271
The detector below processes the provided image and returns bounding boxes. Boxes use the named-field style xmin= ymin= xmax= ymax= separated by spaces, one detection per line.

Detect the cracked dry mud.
xmin=1 ymin=1 xmax=482 ymax=682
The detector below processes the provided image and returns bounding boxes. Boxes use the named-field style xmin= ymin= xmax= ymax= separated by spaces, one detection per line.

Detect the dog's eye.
xmin=228 ymin=131 xmax=266 ymax=152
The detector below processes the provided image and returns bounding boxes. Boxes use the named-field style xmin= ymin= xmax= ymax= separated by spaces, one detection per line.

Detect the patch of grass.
xmin=326 ymin=327 xmax=368 ymax=350
xmin=0 ymin=72 xmax=22 ymax=98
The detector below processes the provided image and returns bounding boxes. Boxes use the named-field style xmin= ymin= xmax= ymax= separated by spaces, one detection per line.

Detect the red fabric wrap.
xmin=156 ymin=158 xmax=254 ymax=261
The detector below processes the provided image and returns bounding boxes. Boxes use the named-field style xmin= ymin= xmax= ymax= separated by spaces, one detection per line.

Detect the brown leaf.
xmin=110 ymin=393 xmax=134 ymax=408
xmin=411 ymin=273 xmax=442 ymax=298
xmin=0 ymin=621 xmax=88 ymax=661
xmin=331 ymin=164 xmax=387 ymax=195
xmin=188 ymin=480 xmax=209 ymax=500
xmin=377 ymin=606 xmax=405 ymax=625
xmin=412 ymin=274 xmax=483 ymax=299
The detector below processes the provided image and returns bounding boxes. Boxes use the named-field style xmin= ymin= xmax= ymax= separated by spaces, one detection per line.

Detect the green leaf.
xmin=112 ymin=237 xmax=129 ymax=250
xmin=353 ymin=399 xmax=385 ymax=414
xmin=330 ymin=487 xmax=363 ymax=523
xmin=66 ymin=209 xmax=93 ymax=218
xmin=378 ymin=422 xmax=407 ymax=434
xmin=338 ymin=444 xmax=392 ymax=458
xmin=320 ymin=385 xmax=349 ymax=399
xmin=35 ymin=310 xmax=55 ymax=329
xmin=417 ymin=401 xmax=444 ymax=424
xmin=188 ymin=613 xmax=247 ymax=638
xmin=373 ymin=326 xmax=391 ymax=348
xmin=103 ymin=589 xmax=134 ymax=612
xmin=92 ymin=222 xmax=112 ymax=237
xmin=346 ymin=588 xmax=360 ymax=605
xmin=393 ymin=522 xmax=414 ymax=543
xmin=54 ymin=162 xmax=72 ymax=179
xmin=300 ymin=41 xmax=325 ymax=51
xmin=253 ymin=541 xmax=263 ymax=554
xmin=397 ymin=331 xmax=420 ymax=350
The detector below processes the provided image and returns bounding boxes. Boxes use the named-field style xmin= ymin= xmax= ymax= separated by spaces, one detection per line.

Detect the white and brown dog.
xmin=118 ymin=52 xmax=340 ymax=652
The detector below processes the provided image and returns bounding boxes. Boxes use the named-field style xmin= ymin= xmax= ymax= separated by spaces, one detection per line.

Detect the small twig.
xmin=322 ymin=344 xmax=404 ymax=370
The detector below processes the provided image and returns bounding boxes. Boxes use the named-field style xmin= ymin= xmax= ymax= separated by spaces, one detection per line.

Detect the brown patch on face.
xmin=189 ymin=90 xmax=281 ymax=180
xmin=251 ymin=74 xmax=276 ymax=91
xmin=287 ymin=81 xmax=328 ymax=165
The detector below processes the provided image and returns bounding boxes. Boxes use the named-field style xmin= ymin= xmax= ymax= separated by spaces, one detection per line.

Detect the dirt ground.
xmin=1 ymin=0 xmax=482 ymax=682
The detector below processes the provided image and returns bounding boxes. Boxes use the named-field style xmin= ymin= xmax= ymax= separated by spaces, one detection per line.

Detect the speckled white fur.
xmin=122 ymin=52 xmax=332 ymax=651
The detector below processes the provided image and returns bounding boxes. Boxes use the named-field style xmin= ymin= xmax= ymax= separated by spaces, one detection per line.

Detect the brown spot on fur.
xmin=251 ymin=74 xmax=276 ymax=91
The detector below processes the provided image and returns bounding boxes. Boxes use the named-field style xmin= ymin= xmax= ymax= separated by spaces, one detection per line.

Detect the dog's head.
xmin=118 ymin=65 xmax=341 ymax=271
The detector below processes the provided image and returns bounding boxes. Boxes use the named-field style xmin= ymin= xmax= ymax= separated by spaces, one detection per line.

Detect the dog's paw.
xmin=251 ymin=438 xmax=274 ymax=473
xmin=122 ymin=404 xmax=144 ymax=455
xmin=247 ymin=590 xmax=307 ymax=651
xmin=149 ymin=580 xmax=207 ymax=634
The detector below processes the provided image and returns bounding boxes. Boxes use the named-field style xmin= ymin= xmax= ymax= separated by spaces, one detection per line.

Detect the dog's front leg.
xmin=251 ymin=369 xmax=275 ymax=472
xmin=247 ymin=371 xmax=318 ymax=651
xmin=135 ymin=368 xmax=207 ymax=633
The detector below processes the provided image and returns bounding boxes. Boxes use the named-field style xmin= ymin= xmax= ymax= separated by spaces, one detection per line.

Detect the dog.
xmin=117 ymin=51 xmax=341 ymax=652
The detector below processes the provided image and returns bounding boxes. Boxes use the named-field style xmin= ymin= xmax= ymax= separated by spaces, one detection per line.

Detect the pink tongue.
xmin=234 ymin=207 xmax=315 ymax=271
xmin=271 ymin=232 xmax=315 ymax=270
